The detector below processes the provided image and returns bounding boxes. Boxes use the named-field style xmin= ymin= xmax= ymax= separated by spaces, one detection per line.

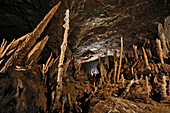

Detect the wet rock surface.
xmin=69 ymin=0 xmax=170 ymax=63
xmin=0 ymin=0 xmax=169 ymax=62
xmin=89 ymin=97 xmax=170 ymax=113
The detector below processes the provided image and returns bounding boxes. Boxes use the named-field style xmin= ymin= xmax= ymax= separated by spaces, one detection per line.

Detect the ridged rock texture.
xmin=0 ymin=0 xmax=169 ymax=62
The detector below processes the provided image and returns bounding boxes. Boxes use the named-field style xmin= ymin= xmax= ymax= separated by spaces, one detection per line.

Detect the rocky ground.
xmin=0 ymin=0 xmax=170 ymax=113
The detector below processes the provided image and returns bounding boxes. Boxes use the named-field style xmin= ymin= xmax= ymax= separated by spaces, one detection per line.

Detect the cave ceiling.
xmin=0 ymin=0 xmax=169 ymax=63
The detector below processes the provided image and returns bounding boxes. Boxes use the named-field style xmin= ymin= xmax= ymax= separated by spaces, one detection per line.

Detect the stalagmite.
xmin=131 ymin=60 xmax=139 ymax=84
xmin=68 ymin=93 xmax=73 ymax=110
xmin=142 ymin=47 xmax=151 ymax=70
xmin=0 ymin=39 xmax=7 ymax=55
xmin=156 ymin=39 xmax=164 ymax=64
xmin=145 ymin=40 xmax=152 ymax=59
xmin=133 ymin=45 xmax=138 ymax=60
xmin=0 ymin=39 xmax=15 ymax=58
xmin=147 ymin=48 xmax=152 ymax=59
xmin=62 ymin=99 xmax=65 ymax=113
xmin=158 ymin=23 xmax=169 ymax=58
xmin=8 ymin=33 xmax=29 ymax=51
xmin=161 ymin=74 xmax=167 ymax=98
xmin=98 ymin=56 xmax=106 ymax=85
xmin=117 ymin=37 xmax=123 ymax=81
xmin=108 ymin=69 xmax=113 ymax=84
xmin=122 ymin=80 xmax=139 ymax=97
xmin=113 ymin=49 xmax=118 ymax=84
xmin=164 ymin=16 xmax=170 ymax=50
xmin=134 ymin=73 xmax=139 ymax=82
xmin=123 ymin=51 xmax=128 ymax=63
xmin=131 ymin=60 xmax=138 ymax=75
xmin=169 ymin=78 xmax=170 ymax=96
xmin=140 ymin=75 xmax=143 ymax=80
xmin=121 ymin=74 xmax=125 ymax=88
xmin=104 ymin=44 xmax=109 ymax=69
xmin=26 ymin=35 xmax=49 ymax=65
xmin=145 ymin=76 xmax=150 ymax=97
xmin=161 ymin=33 xmax=169 ymax=58
xmin=56 ymin=9 xmax=70 ymax=101
xmin=154 ymin=75 xmax=158 ymax=84
xmin=64 ymin=59 xmax=71 ymax=75
xmin=0 ymin=2 xmax=61 ymax=73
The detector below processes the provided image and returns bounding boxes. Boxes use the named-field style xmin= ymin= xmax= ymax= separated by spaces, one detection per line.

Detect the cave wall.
xmin=1 ymin=0 xmax=169 ymax=63
xmin=0 ymin=0 xmax=52 ymax=41
xmin=68 ymin=0 xmax=170 ymax=63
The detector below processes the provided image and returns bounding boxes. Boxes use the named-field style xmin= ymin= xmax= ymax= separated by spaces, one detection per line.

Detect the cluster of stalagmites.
xmin=0 ymin=2 xmax=63 ymax=113
xmin=0 ymin=1 xmax=170 ymax=112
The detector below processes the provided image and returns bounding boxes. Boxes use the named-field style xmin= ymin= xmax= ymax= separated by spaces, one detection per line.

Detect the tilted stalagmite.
xmin=0 ymin=39 xmax=7 ymax=56
xmin=0 ymin=39 xmax=15 ymax=58
xmin=26 ymin=35 xmax=49 ymax=65
xmin=8 ymin=33 xmax=29 ymax=51
xmin=0 ymin=2 xmax=61 ymax=73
